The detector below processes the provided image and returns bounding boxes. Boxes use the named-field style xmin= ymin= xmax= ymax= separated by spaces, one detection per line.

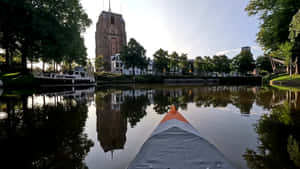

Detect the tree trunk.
xmin=21 ymin=48 xmax=28 ymax=71
xmin=5 ymin=49 xmax=11 ymax=68
xmin=42 ymin=61 xmax=45 ymax=72
xmin=290 ymin=57 xmax=292 ymax=77
xmin=295 ymin=57 xmax=299 ymax=75
xmin=31 ymin=61 xmax=33 ymax=72
xmin=132 ymin=65 xmax=135 ymax=76
xmin=269 ymin=56 xmax=276 ymax=73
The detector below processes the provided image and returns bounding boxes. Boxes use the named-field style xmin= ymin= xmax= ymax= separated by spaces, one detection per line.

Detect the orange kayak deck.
xmin=160 ymin=106 xmax=189 ymax=124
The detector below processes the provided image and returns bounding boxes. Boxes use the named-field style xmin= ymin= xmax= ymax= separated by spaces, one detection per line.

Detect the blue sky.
xmin=81 ymin=0 xmax=263 ymax=60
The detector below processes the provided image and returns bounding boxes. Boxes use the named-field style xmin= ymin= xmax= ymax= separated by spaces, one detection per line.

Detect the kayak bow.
xmin=127 ymin=106 xmax=237 ymax=169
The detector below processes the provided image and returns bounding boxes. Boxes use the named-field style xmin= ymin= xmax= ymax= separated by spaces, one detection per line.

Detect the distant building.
xmin=111 ymin=54 xmax=153 ymax=75
xmin=241 ymin=46 xmax=251 ymax=53
xmin=95 ymin=8 xmax=127 ymax=71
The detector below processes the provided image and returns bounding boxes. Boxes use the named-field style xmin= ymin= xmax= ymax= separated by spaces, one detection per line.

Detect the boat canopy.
xmin=127 ymin=106 xmax=237 ymax=169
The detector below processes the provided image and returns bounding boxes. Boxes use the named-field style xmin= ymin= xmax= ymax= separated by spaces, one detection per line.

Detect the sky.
xmin=81 ymin=0 xmax=263 ymax=61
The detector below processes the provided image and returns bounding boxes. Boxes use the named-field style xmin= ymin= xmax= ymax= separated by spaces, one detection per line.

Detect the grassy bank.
xmin=272 ymin=75 xmax=300 ymax=81
xmin=0 ymin=72 xmax=39 ymax=88
xmin=95 ymin=72 xmax=262 ymax=85
xmin=95 ymin=72 xmax=164 ymax=84
xmin=270 ymin=74 xmax=300 ymax=88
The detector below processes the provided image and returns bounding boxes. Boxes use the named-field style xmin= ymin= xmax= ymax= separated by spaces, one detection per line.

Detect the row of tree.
xmin=153 ymin=48 xmax=267 ymax=75
xmin=245 ymin=0 xmax=300 ymax=76
xmin=0 ymin=0 xmax=91 ymax=71
xmin=111 ymin=38 xmax=271 ymax=76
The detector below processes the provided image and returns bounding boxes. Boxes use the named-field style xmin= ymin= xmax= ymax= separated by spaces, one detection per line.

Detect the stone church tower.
xmin=95 ymin=6 xmax=127 ymax=71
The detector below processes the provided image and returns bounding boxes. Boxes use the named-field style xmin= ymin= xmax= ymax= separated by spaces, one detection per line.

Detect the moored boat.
xmin=127 ymin=106 xmax=237 ymax=169
xmin=34 ymin=67 xmax=95 ymax=87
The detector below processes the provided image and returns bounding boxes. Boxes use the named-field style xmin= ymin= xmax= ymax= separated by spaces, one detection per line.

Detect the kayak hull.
xmin=127 ymin=107 xmax=237 ymax=169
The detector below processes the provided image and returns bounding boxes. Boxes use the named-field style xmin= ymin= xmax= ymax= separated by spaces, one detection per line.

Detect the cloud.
xmin=215 ymin=48 xmax=241 ymax=56
xmin=215 ymin=45 xmax=263 ymax=58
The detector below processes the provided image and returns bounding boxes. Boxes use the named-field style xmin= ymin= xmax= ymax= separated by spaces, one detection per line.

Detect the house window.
xmin=111 ymin=16 xmax=115 ymax=24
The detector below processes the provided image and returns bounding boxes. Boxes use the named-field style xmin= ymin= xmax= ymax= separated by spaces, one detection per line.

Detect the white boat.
xmin=34 ymin=67 xmax=95 ymax=87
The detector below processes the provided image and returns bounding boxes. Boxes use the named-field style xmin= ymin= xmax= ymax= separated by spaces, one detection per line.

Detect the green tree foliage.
xmin=290 ymin=9 xmax=300 ymax=75
xmin=271 ymin=42 xmax=294 ymax=75
xmin=120 ymin=38 xmax=148 ymax=76
xmin=0 ymin=0 xmax=91 ymax=71
xmin=153 ymin=49 xmax=169 ymax=74
xmin=232 ymin=50 xmax=255 ymax=74
xmin=95 ymin=55 xmax=105 ymax=72
xmin=256 ymin=55 xmax=273 ymax=72
xmin=194 ymin=56 xmax=205 ymax=74
xmin=168 ymin=51 xmax=180 ymax=74
xmin=203 ymin=56 xmax=215 ymax=73
xmin=245 ymin=0 xmax=300 ymax=52
xmin=212 ymin=55 xmax=231 ymax=73
xmin=290 ymin=9 xmax=300 ymax=43
xmin=179 ymin=53 xmax=189 ymax=74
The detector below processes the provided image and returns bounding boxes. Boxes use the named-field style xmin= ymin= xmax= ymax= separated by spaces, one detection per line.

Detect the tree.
xmin=194 ymin=56 xmax=205 ymax=75
xmin=245 ymin=0 xmax=300 ymax=52
xmin=179 ymin=53 xmax=188 ymax=74
xmin=232 ymin=50 xmax=255 ymax=74
xmin=203 ymin=56 xmax=214 ymax=73
xmin=274 ymin=42 xmax=294 ymax=76
xmin=95 ymin=55 xmax=105 ymax=72
xmin=256 ymin=55 xmax=273 ymax=73
xmin=85 ymin=59 xmax=94 ymax=74
xmin=212 ymin=55 xmax=231 ymax=73
xmin=290 ymin=9 xmax=300 ymax=42
xmin=0 ymin=0 xmax=91 ymax=71
xmin=120 ymin=38 xmax=147 ymax=76
xmin=290 ymin=9 xmax=300 ymax=75
xmin=168 ymin=51 xmax=180 ymax=74
xmin=245 ymin=0 xmax=300 ymax=76
xmin=153 ymin=49 xmax=169 ymax=75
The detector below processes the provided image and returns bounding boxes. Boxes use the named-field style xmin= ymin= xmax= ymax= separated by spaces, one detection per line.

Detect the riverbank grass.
xmin=0 ymin=72 xmax=38 ymax=87
xmin=272 ymin=75 xmax=300 ymax=82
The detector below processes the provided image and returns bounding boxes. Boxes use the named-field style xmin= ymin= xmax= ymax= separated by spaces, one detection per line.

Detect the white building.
xmin=111 ymin=54 xmax=153 ymax=75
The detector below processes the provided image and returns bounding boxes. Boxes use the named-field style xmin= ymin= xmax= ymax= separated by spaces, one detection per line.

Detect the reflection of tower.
xmin=96 ymin=93 xmax=127 ymax=158
xmin=95 ymin=3 xmax=127 ymax=71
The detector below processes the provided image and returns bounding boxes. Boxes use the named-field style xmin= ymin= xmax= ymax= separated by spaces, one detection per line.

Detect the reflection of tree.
xmin=153 ymin=90 xmax=171 ymax=114
xmin=0 ymin=97 xmax=93 ymax=169
xmin=231 ymin=88 xmax=256 ymax=114
xmin=121 ymin=91 xmax=150 ymax=127
xmin=243 ymin=102 xmax=300 ymax=169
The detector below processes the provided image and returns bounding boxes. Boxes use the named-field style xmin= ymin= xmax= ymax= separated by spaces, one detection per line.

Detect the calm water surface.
xmin=0 ymin=85 xmax=299 ymax=169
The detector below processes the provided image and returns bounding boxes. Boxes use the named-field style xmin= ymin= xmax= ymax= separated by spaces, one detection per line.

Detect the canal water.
xmin=0 ymin=85 xmax=299 ymax=169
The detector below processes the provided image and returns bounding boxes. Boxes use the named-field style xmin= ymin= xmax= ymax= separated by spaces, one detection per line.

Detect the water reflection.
xmin=1 ymin=85 xmax=300 ymax=169
xmin=94 ymin=85 xmax=300 ymax=169
xmin=243 ymin=89 xmax=300 ymax=169
xmin=96 ymin=91 xmax=127 ymax=155
xmin=0 ymin=87 xmax=95 ymax=169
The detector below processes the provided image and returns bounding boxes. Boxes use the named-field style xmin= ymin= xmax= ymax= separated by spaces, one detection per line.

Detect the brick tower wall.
xmin=95 ymin=11 xmax=127 ymax=72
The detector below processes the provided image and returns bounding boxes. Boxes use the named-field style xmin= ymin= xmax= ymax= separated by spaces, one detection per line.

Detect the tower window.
xmin=111 ymin=16 xmax=115 ymax=24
